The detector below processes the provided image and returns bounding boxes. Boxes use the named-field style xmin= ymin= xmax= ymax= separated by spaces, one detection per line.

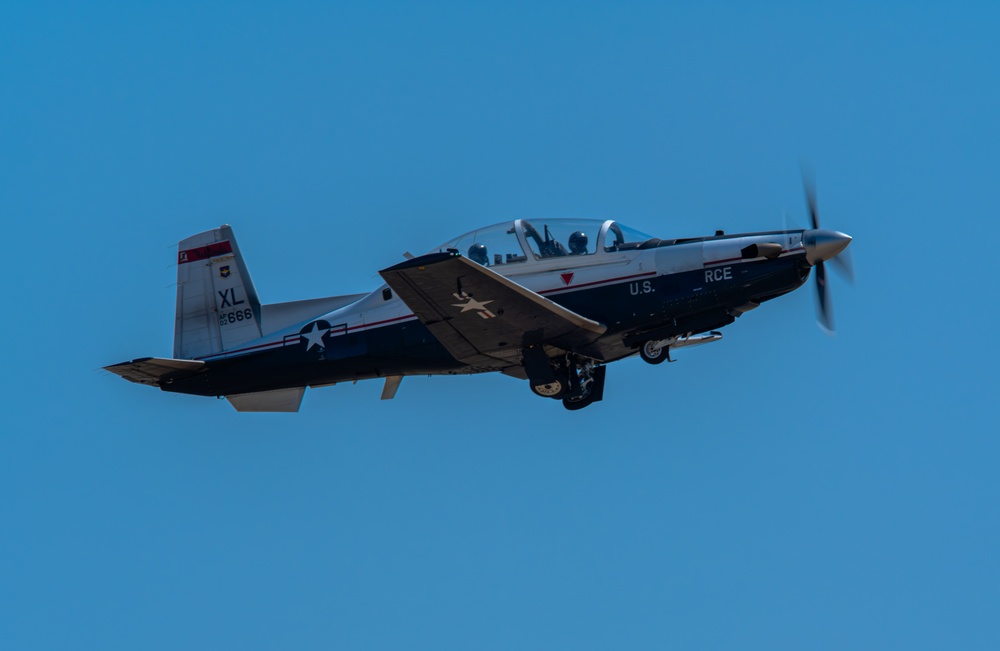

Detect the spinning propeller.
xmin=801 ymin=174 xmax=853 ymax=334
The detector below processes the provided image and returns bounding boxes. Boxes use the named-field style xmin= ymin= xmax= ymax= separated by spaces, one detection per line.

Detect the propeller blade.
xmin=829 ymin=245 xmax=855 ymax=285
xmin=800 ymin=167 xmax=850 ymax=333
xmin=815 ymin=260 xmax=834 ymax=335
xmin=802 ymin=168 xmax=820 ymax=230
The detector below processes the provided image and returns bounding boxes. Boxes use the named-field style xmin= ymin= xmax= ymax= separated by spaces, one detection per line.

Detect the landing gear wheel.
xmin=639 ymin=340 xmax=669 ymax=365
xmin=562 ymin=389 xmax=596 ymax=411
xmin=561 ymin=365 xmax=606 ymax=411
xmin=531 ymin=380 xmax=566 ymax=398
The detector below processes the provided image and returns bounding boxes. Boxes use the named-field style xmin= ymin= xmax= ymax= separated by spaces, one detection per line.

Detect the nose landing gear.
xmin=639 ymin=339 xmax=673 ymax=365
xmin=635 ymin=331 xmax=723 ymax=365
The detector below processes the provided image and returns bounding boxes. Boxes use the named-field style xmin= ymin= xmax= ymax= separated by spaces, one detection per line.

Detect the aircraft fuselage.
xmin=160 ymin=229 xmax=810 ymax=399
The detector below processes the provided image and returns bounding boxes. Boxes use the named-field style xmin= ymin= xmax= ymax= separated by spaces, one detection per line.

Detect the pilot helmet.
xmin=468 ymin=243 xmax=489 ymax=265
xmin=568 ymin=231 xmax=589 ymax=255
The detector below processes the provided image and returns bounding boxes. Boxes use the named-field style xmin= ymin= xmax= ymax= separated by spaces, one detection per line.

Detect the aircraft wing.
xmin=379 ymin=252 xmax=607 ymax=367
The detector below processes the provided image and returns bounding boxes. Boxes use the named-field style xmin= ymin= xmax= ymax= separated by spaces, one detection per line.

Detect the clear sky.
xmin=2 ymin=2 xmax=998 ymax=649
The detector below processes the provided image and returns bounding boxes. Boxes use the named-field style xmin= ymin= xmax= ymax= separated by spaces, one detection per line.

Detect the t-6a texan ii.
xmin=106 ymin=186 xmax=852 ymax=411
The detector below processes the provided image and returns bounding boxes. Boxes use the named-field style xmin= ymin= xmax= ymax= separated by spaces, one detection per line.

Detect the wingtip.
xmin=380 ymin=250 xmax=460 ymax=274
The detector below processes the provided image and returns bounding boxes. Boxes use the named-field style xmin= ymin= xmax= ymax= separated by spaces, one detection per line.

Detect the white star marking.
xmin=302 ymin=322 xmax=328 ymax=351
xmin=452 ymin=297 xmax=495 ymax=313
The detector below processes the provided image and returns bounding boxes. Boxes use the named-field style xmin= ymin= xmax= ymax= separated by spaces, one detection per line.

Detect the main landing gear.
xmin=524 ymin=348 xmax=607 ymax=410
xmin=561 ymin=363 xmax=606 ymax=411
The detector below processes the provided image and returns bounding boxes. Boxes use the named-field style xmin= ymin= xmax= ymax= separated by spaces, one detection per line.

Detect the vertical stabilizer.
xmin=174 ymin=225 xmax=262 ymax=359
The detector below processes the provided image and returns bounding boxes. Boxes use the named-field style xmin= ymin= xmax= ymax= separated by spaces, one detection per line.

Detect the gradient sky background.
xmin=2 ymin=2 xmax=998 ymax=649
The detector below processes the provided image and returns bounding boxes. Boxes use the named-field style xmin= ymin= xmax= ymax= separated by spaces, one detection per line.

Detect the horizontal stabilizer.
xmin=226 ymin=387 xmax=305 ymax=412
xmin=105 ymin=357 xmax=206 ymax=386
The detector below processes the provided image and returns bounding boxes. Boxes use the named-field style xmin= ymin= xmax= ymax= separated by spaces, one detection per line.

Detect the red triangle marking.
xmin=561 ymin=272 xmax=574 ymax=286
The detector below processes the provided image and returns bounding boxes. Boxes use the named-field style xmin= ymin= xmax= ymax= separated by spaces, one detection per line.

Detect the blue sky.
xmin=2 ymin=2 xmax=998 ymax=649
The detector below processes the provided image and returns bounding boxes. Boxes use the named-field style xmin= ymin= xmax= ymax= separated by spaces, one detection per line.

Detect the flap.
xmin=105 ymin=357 xmax=206 ymax=386
xmin=379 ymin=252 xmax=606 ymax=366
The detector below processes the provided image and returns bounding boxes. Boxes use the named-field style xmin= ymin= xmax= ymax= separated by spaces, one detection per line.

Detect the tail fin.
xmin=174 ymin=225 xmax=262 ymax=359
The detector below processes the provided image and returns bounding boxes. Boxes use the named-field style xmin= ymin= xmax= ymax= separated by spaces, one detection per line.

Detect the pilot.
xmin=568 ymin=231 xmax=589 ymax=255
xmin=468 ymin=243 xmax=489 ymax=266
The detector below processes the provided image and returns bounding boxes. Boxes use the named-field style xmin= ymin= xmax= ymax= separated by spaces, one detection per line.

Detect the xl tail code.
xmin=174 ymin=225 xmax=262 ymax=359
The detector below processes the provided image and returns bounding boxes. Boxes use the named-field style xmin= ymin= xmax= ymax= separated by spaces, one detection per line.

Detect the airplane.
xmin=105 ymin=183 xmax=852 ymax=412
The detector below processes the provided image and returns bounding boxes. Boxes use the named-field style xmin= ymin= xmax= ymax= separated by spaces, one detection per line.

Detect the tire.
xmin=639 ymin=340 xmax=669 ymax=365
xmin=530 ymin=379 xmax=566 ymax=398
xmin=562 ymin=392 xmax=595 ymax=410
xmin=562 ymin=365 xmax=606 ymax=410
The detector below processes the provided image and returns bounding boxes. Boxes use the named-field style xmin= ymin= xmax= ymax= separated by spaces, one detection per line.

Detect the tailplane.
xmin=105 ymin=357 xmax=205 ymax=386
xmin=174 ymin=225 xmax=262 ymax=359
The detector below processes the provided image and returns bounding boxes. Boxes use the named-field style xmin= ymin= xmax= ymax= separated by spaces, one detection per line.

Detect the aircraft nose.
xmin=804 ymin=229 xmax=852 ymax=265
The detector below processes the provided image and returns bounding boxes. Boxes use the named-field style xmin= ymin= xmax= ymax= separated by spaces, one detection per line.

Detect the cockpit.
xmin=432 ymin=219 xmax=655 ymax=268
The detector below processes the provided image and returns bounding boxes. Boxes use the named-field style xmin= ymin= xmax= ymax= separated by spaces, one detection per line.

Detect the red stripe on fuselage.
xmin=196 ymin=338 xmax=286 ymax=360
xmin=538 ymin=271 xmax=656 ymax=295
xmin=195 ymin=314 xmax=420 ymax=360
xmin=346 ymin=314 xmax=418 ymax=332
xmin=195 ymin=264 xmax=758 ymax=361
